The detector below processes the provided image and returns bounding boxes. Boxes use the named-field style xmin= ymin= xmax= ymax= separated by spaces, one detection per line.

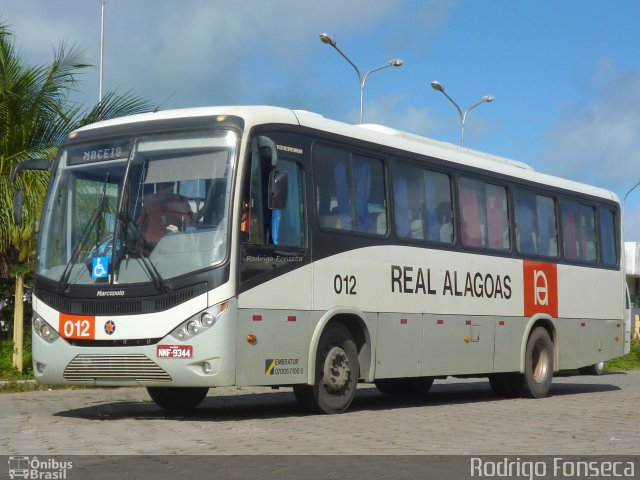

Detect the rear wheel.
xmin=293 ymin=323 xmax=359 ymax=414
xmin=147 ymin=387 xmax=209 ymax=411
xmin=511 ymin=327 xmax=554 ymax=398
xmin=375 ymin=377 xmax=434 ymax=398
xmin=579 ymin=361 xmax=605 ymax=376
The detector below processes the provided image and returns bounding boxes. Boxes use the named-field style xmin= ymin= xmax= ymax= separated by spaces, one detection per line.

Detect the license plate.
xmin=156 ymin=344 xmax=193 ymax=359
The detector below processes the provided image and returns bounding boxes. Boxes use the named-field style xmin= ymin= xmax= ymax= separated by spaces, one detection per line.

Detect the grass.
xmin=606 ymin=340 xmax=640 ymax=371
xmin=0 ymin=339 xmax=33 ymax=380
xmin=0 ymin=381 xmax=51 ymax=393
xmin=0 ymin=338 xmax=44 ymax=392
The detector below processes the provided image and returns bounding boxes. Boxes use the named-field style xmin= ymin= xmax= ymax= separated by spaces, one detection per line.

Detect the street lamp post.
xmin=99 ymin=0 xmax=105 ymax=103
xmin=430 ymin=80 xmax=494 ymax=147
xmin=319 ymin=33 xmax=403 ymax=124
xmin=624 ymin=180 xmax=640 ymax=204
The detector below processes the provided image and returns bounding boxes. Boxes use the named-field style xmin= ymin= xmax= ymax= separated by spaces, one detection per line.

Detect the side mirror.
xmin=11 ymin=158 xmax=52 ymax=225
xmin=268 ymin=170 xmax=288 ymax=210
xmin=13 ymin=189 xmax=24 ymax=225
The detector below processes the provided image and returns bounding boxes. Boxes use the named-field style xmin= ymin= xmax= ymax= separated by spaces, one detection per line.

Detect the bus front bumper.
xmin=31 ymin=328 xmax=236 ymax=388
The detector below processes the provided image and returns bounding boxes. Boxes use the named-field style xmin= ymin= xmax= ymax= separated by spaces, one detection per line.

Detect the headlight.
xmin=170 ymin=301 xmax=228 ymax=341
xmin=33 ymin=315 xmax=59 ymax=343
xmin=200 ymin=312 xmax=215 ymax=327
xmin=186 ymin=320 xmax=200 ymax=336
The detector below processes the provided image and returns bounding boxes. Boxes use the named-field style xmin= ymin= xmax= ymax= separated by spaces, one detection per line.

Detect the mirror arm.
xmin=11 ymin=158 xmax=52 ymax=185
xmin=257 ymin=136 xmax=278 ymax=167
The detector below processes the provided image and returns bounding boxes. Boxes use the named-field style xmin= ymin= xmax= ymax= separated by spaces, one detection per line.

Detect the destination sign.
xmin=67 ymin=138 xmax=132 ymax=165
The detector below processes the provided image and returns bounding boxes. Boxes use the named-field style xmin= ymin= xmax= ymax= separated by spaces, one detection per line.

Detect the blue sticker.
xmin=92 ymin=256 xmax=110 ymax=278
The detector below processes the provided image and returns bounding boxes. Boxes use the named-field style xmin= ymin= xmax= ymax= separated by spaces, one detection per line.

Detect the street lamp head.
xmin=319 ymin=33 xmax=336 ymax=46
xmin=430 ymin=81 xmax=444 ymax=92
xmin=483 ymin=95 xmax=495 ymax=103
xmin=390 ymin=58 xmax=404 ymax=67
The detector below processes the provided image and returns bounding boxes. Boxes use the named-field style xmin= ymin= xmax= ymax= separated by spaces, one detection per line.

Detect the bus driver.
xmin=137 ymin=181 xmax=194 ymax=254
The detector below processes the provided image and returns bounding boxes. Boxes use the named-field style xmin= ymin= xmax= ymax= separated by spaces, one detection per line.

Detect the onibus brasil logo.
xmin=8 ymin=456 xmax=73 ymax=479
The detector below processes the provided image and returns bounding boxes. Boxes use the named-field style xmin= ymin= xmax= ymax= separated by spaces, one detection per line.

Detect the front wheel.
xmin=147 ymin=387 xmax=209 ymax=411
xmin=293 ymin=323 xmax=359 ymax=414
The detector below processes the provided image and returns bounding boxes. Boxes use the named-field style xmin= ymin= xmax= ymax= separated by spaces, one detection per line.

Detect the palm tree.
xmin=0 ymin=22 xmax=154 ymax=370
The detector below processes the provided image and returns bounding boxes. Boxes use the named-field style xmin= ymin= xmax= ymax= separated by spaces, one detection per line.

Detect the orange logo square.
xmin=523 ymin=260 xmax=558 ymax=318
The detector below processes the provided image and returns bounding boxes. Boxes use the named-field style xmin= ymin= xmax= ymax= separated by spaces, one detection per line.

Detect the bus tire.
xmin=374 ymin=377 xmax=434 ymax=397
xmin=513 ymin=327 xmax=554 ymax=398
xmin=293 ymin=323 xmax=359 ymax=414
xmin=147 ymin=387 xmax=209 ymax=411
xmin=578 ymin=361 xmax=605 ymax=376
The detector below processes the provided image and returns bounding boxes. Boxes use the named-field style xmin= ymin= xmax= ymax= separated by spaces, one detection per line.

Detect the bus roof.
xmin=74 ymin=105 xmax=618 ymax=203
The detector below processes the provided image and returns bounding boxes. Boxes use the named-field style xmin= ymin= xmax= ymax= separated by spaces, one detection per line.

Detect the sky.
xmin=4 ymin=0 xmax=640 ymax=239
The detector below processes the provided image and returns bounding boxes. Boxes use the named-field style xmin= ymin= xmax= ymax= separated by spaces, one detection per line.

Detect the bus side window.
xmin=241 ymin=152 xmax=266 ymax=244
xmin=353 ymin=154 xmax=386 ymax=235
xmin=600 ymin=207 xmax=618 ymax=267
xmin=459 ymin=177 xmax=509 ymax=251
xmin=561 ymin=200 xmax=597 ymax=264
xmin=394 ymin=164 xmax=425 ymax=240
xmin=536 ymin=195 xmax=558 ymax=257
xmin=514 ymin=190 xmax=537 ymax=255
xmin=393 ymin=161 xmax=452 ymax=244
xmin=459 ymin=178 xmax=486 ymax=247
xmin=313 ymin=144 xmax=387 ymax=236
xmin=514 ymin=189 xmax=558 ymax=258
xmin=393 ymin=171 xmax=412 ymax=238
xmin=485 ymin=184 xmax=509 ymax=250
xmin=425 ymin=170 xmax=452 ymax=243
xmin=271 ymin=160 xmax=306 ymax=248
xmin=314 ymin=145 xmax=351 ymax=230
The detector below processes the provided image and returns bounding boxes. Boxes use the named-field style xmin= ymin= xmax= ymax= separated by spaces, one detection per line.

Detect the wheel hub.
xmin=323 ymin=346 xmax=350 ymax=392
xmin=532 ymin=342 xmax=550 ymax=384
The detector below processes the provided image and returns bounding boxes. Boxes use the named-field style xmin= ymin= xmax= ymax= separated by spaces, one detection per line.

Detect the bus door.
xmin=236 ymin=134 xmax=311 ymax=386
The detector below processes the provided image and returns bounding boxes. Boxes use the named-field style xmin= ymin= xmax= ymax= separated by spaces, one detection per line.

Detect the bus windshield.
xmin=38 ymin=129 xmax=237 ymax=286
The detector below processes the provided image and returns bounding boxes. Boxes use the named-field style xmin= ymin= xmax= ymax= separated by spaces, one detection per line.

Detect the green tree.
xmin=0 ymin=22 xmax=153 ymax=371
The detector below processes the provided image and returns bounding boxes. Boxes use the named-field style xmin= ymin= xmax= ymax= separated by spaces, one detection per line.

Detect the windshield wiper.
xmin=111 ymin=152 xmax=171 ymax=293
xmin=137 ymin=250 xmax=172 ymax=293
xmin=59 ymin=173 xmax=111 ymax=293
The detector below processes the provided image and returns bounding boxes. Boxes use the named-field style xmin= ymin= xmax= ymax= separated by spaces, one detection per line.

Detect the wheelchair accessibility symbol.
xmin=92 ymin=256 xmax=110 ymax=279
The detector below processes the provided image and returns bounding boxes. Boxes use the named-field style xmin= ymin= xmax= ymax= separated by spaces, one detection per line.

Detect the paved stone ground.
xmin=0 ymin=371 xmax=638 ymax=456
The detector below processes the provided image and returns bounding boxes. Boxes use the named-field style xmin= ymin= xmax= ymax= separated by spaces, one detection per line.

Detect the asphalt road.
xmin=1 ymin=371 xmax=639 ymax=457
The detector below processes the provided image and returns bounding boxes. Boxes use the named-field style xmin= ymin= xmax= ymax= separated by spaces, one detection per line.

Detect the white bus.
xmin=13 ymin=106 xmax=630 ymax=414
